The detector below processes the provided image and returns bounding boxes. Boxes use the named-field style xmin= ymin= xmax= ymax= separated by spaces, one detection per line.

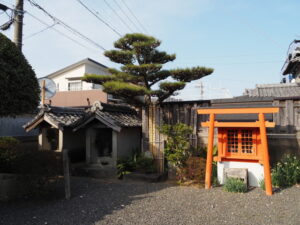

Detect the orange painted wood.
xmin=201 ymin=121 xmax=275 ymax=128
xmin=205 ymin=113 xmax=215 ymax=189
xmin=198 ymin=107 xmax=279 ymax=115
xmin=199 ymin=107 xmax=278 ymax=196
xmin=259 ymin=113 xmax=273 ymax=196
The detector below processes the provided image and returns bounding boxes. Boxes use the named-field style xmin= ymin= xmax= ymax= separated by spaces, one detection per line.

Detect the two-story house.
xmin=44 ymin=58 xmax=110 ymax=107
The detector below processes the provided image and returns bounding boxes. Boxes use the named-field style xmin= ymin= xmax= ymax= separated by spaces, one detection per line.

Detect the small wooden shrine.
xmin=198 ymin=107 xmax=279 ymax=196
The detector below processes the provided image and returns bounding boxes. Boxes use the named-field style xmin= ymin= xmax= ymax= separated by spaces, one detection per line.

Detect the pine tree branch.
xmin=170 ymin=67 xmax=214 ymax=82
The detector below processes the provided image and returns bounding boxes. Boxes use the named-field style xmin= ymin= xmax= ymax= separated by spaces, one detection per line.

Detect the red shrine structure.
xmin=198 ymin=107 xmax=279 ymax=196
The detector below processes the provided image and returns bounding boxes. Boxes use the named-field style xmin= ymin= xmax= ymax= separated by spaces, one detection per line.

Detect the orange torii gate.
xmin=198 ymin=107 xmax=279 ymax=196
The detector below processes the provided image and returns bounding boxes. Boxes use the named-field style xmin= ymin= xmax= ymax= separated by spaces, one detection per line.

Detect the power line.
xmin=176 ymin=60 xmax=284 ymax=66
xmin=23 ymin=22 xmax=56 ymax=40
xmin=27 ymin=0 xmax=106 ymax=51
xmin=112 ymin=0 xmax=141 ymax=33
xmin=103 ymin=0 xmax=134 ymax=33
xmin=26 ymin=11 xmax=98 ymax=53
xmin=120 ymin=0 xmax=148 ymax=34
xmin=75 ymin=0 xmax=122 ymax=37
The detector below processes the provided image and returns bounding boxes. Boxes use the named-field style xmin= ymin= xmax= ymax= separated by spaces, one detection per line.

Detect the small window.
xmin=226 ymin=128 xmax=256 ymax=156
xmin=56 ymin=83 xmax=59 ymax=91
xmin=68 ymin=81 xmax=82 ymax=91
xmin=227 ymin=129 xmax=238 ymax=153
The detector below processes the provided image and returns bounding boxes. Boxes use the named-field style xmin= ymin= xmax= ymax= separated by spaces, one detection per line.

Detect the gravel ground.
xmin=0 ymin=177 xmax=299 ymax=225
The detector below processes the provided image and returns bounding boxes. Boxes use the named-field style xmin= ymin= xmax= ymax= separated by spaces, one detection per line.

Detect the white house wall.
xmin=51 ymin=63 xmax=110 ymax=92
xmin=51 ymin=65 xmax=86 ymax=91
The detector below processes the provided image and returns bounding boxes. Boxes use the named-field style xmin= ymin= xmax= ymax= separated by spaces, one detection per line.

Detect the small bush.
xmin=117 ymin=154 xmax=155 ymax=178
xmin=223 ymin=177 xmax=247 ymax=193
xmin=272 ymin=155 xmax=300 ymax=188
xmin=159 ymin=123 xmax=193 ymax=169
xmin=0 ymin=137 xmax=20 ymax=173
xmin=135 ymin=156 xmax=155 ymax=173
xmin=259 ymin=179 xmax=265 ymax=190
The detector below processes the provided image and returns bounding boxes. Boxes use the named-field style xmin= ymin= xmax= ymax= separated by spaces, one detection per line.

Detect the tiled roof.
xmin=211 ymin=95 xmax=273 ymax=104
xmin=244 ymin=83 xmax=300 ymax=98
xmin=24 ymin=103 xmax=141 ymax=131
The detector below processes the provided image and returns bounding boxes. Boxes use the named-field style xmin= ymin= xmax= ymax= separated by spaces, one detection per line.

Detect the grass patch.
xmin=223 ymin=177 xmax=247 ymax=193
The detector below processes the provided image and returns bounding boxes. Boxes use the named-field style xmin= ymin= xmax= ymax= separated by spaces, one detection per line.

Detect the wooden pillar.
xmin=259 ymin=113 xmax=273 ymax=196
xmin=63 ymin=149 xmax=71 ymax=200
xmin=85 ymin=128 xmax=91 ymax=164
xmin=112 ymin=131 xmax=118 ymax=167
xmin=58 ymin=129 xmax=63 ymax=152
xmin=205 ymin=113 xmax=215 ymax=189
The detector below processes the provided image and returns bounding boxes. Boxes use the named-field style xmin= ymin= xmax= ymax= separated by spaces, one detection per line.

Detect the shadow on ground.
xmin=0 ymin=177 xmax=173 ymax=225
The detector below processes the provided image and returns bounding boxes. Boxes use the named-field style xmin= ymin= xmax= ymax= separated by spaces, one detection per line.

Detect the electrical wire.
xmin=26 ymin=11 xmax=99 ymax=53
xmin=27 ymin=0 xmax=106 ymax=51
xmin=23 ymin=22 xmax=56 ymax=40
xmin=112 ymin=0 xmax=141 ymax=33
xmin=75 ymin=0 xmax=122 ymax=37
xmin=103 ymin=0 xmax=134 ymax=33
xmin=176 ymin=60 xmax=283 ymax=66
xmin=120 ymin=0 xmax=148 ymax=34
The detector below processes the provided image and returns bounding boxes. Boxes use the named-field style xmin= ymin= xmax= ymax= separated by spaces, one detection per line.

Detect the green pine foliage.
xmin=82 ymin=33 xmax=213 ymax=105
xmin=0 ymin=33 xmax=40 ymax=116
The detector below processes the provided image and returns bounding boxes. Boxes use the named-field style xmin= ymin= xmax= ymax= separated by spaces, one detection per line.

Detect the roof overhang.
xmin=73 ymin=114 xmax=121 ymax=132
xmin=24 ymin=115 xmax=61 ymax=132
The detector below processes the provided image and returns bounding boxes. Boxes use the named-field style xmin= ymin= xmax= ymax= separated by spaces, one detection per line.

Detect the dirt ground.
xmin=0 ymin=177 xmax=299 ymax=225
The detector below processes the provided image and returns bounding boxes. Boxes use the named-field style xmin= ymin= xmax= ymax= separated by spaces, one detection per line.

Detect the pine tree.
xmin=0 ymin=33 xmax=40 ymax=116
xmin=82 ymin=33 xmax=213 ymax=105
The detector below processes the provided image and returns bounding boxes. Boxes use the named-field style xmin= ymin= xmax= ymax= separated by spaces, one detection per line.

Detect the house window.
xmin=56 ymin=83 xmax=59 ymax=91
xmin=226 ymin=128 xmax=256 ymax=156
xmin=68 ymin=81 xmax=82 ymax=91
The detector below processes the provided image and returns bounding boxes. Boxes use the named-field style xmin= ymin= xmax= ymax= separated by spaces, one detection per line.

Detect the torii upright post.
xmin=205 ymin=113 xmax=215 ymax=189
xmin=259 ymin=113 xmax=272 ymax=196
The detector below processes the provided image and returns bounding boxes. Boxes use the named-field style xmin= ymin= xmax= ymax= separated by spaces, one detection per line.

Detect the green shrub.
xmin=259 ymin=179 xmax=265 ymax=190
xmin=0 ymin=33 xmax=40 ymax=116
xmin=223 ymin=177 xmax=247 ymax=193
xmin=159 ymin=123 xmax=193 ymax=168
xmin=0 ymin=137 xmax=20 ymax=173
xmin=272 ymin=155 xmax=300 ymax=188
xmin=117 ymin=157 xmax=136 ymax=179
xmin=212 ymin=161 xmax=219 ymax=186
xmin=117 ymin=149 xmax=155 ymax=178
xmin=16 ymin=149 xmax=62 ymax=194
xmin=135 ymin=156 xmax=155 ymax=173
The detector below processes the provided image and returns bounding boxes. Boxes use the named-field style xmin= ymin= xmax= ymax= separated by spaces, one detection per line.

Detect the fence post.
xmin=63 ymin=149 xmax=71 ymax=200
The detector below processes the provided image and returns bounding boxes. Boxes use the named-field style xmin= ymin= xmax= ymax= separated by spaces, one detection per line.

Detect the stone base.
xmin=218 ymin=161 xmax=264 ymax=187
xmin=224 ymin=168 xmax=248 ymax=185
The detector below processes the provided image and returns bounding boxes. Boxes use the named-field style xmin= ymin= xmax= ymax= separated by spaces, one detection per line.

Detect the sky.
xmin=0 ymin=0 xmax=299 ymax=100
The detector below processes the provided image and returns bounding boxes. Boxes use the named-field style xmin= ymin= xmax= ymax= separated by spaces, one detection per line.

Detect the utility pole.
xmin=13 ymin=0 xmax=24 ymax=51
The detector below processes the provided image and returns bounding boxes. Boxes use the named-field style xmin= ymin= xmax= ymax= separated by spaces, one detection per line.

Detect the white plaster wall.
xmin=51 ymin=65 xmax=87 ymax=91
xmin=217 ymin=161 xmax=264 ymax=187
xmin=51 ymin=63 xmax=110 ymax=92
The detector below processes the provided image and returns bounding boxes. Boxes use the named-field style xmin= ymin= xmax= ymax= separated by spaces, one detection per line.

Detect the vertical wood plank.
xmin=63 ymin=149 xmax=71 ymax=200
